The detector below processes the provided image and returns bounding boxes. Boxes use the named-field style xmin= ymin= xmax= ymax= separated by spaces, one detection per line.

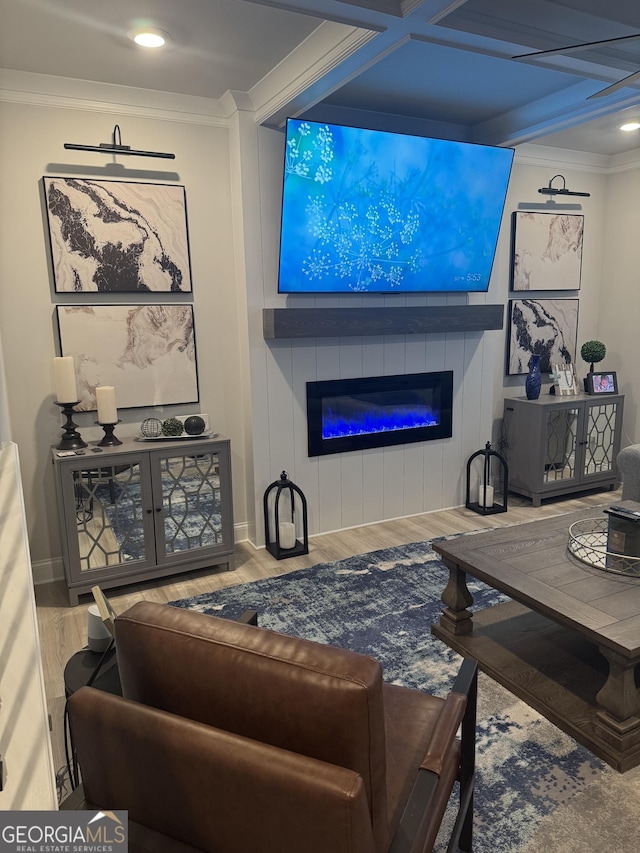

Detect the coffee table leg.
xmin=438 ymin=561 xmax=474 ymax=637
xmin=596 ymin=646 xmax=640 ymax=735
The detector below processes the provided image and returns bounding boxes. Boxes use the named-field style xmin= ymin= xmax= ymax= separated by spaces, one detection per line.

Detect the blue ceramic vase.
xmin=525 ymin=355 xmax=542 ymax=400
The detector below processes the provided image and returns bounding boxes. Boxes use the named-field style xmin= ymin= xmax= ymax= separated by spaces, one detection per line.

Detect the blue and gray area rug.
xmin=170 ymin=538 xmax=638 ymax=853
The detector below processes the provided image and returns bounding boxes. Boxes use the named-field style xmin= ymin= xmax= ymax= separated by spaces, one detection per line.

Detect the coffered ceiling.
xmin=2 ymin=0 xmax=640 ymax=154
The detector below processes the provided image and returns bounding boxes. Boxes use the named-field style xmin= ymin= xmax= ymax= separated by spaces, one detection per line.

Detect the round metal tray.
xmin=568 ymin=517 xmax=640 ymax=577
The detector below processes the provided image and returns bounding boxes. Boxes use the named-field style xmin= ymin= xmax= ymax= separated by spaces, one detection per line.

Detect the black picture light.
xmin=538 ymin=174 xmax=590 ymax=197
xmin=64 ymin=124 xmax=175 ymax=160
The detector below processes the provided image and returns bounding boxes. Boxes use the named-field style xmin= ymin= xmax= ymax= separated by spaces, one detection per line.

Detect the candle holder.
xmin=263 ymin=471 xmax=309 ymax=560
xmin=465 ymin=441 xmax=508 ymax=516
xmin=55 ymin=401 xmax=88 ymax=450
xmin=96 ymin=420 xmax=122 ymax=447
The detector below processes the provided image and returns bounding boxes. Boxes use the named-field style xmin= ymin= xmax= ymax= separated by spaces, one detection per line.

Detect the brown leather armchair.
xmin=64 ymin=601 xmax=477 ymax=853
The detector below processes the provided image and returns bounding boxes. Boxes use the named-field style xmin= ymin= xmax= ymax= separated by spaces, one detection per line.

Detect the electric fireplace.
xmin=307 ymin=371 xmax=453 ymax=457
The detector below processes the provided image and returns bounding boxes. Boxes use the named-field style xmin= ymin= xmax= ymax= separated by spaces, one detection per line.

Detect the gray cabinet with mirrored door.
xmin=503 ymin=394 xmax=624 ymax=506
xmin=52 ymin=436 xmax=234 ymax=604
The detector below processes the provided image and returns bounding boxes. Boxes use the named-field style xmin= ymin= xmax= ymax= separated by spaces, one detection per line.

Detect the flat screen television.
xmin=277 ymin=118 xmax=514 ymax=294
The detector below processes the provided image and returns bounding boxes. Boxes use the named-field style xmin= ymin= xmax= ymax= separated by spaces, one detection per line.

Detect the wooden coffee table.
xmin=431 ymin=505 xmax=640 ymax=772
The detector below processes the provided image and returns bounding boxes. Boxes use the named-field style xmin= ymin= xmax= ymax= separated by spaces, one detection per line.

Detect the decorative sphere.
xmin=161 ymin=417 xmax=184 ymax=437
xmin=140 ymin=417 xmax=163 ymax=438
xmin=184 ymin=415 xmax=206 ymax=435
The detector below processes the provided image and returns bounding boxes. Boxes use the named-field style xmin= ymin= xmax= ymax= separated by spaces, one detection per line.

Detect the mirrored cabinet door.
xmin=62 ymin=457 xmax=155 ymax=577
xmin=152 ymin=449 xmax=229 ymax=561
xmin=543 ymin=407 xmax=580 ymax=484
xmin=582 ymin=400 xmax=621 ymax=478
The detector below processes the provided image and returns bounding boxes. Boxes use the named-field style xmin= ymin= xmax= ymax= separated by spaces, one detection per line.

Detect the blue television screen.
xmin=277 ymin=119 xmax=514 ymax=294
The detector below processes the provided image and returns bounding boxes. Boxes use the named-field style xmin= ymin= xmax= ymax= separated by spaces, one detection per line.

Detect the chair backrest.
xmin=68 ymin=686 xmax=378 ymax=853
xmin=114 ymin=601 xmax=389 ymax=847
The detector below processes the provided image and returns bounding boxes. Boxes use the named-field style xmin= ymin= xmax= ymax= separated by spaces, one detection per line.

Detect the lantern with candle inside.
xmin=95 ymin=385 xmax=122 ymax=446
xmin=465 ymin=441 xmax=508 ymax=515
xmin=263 ymin=471 xmax=308 ymax=559
xmin=53 ymin=356 xmax=87 ymax=450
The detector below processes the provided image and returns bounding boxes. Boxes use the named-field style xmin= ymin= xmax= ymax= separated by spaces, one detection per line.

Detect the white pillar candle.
xmin=278 ymin=521 xmax=296 ymax=549
xmin=96 ymin=385 xmax=117 ymax=424
xmin=53 ymin=356 xmax=78 ymax=403
xmin=478 ymin=484 xmax=494 ymax=508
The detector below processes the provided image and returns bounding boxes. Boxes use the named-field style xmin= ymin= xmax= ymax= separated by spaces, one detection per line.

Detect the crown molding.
xmin=515 ymin=142 xmax=621 ymax=174
xmin=0 ymin=69 xmax=229 ymax=127
xmin=249 ymin=21 xmax=378 ymax=127
xmin=609 ymin=147 xmax=640 ymax=173
xmin=517 ymin=141 xmax=640 ymax=174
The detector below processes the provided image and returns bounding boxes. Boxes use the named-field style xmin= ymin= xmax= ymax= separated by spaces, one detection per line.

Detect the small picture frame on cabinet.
xmin=585 ymin=371 xmax=618 ymax=395
xmin=551 ymin=363 xmax=578 ymax=396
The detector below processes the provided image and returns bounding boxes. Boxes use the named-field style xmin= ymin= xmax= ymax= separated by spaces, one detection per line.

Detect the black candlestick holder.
xmin=55 ymin=401 xmax=87 ymax=450
xmin=97 ymin=420 xmax=122 ymax=447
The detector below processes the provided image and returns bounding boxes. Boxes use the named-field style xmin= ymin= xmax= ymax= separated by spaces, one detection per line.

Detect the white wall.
xmin=0 ymin=90 xmax=245 ymax=577
xmin=1 ymin=72 xmax=639 ymax=576
xmin=599 ymin=163 xmax=640 ymax=446
xmin=0 ymin=442 xmax=57 ymax=809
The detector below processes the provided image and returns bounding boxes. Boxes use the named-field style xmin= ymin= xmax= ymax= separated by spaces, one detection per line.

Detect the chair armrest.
xmin=388 ymin=659 xmax=478 ymax=853
xmin=420 ymin=692 xmax=467 ymax=775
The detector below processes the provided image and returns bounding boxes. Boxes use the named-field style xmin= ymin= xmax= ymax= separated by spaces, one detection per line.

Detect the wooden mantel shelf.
xmin=263 ymin=305 xmax=504 ymax=339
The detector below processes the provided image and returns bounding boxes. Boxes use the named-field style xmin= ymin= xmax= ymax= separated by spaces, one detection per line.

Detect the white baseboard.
xmin=32 ymin=521 xmax=250 ymax=587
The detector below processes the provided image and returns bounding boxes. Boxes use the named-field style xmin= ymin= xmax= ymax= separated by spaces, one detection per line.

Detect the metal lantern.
xmin=263 ymin=471 xmax=309 ymax=560
xmin=466 ymin=441 xmax=508 ymax=515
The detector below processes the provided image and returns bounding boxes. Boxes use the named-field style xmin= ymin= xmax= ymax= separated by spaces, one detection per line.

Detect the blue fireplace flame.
xmin=322 ymin=401 xmax=439 ymax=440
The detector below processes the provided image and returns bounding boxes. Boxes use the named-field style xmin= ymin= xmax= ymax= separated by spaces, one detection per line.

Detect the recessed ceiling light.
xmin=129 ymin=27 xmax=169 ymax=48
xmin=619 ymin=121 xmax=640 ymax=132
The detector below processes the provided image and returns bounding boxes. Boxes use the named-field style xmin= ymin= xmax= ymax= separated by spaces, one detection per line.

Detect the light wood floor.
xmin=35 ymin=487 xmax=620 ymax=799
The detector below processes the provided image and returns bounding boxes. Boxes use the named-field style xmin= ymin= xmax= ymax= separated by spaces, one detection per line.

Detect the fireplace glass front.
xmin=307 ymin=371 xmax=453 ymax=456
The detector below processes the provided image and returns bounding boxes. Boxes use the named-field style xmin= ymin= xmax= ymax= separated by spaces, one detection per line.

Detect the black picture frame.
xmin=510 ymin=211 xmax=584 ymax=292
xmin=585 ymin=371 xmax=618 ymax=395
xmin=56 ymin=304 xmax=199 ymax=411
xmin=43 ymin=177 xmax=192 ymax=293
xmin=507 ymin=298 xmax=579 ymax=375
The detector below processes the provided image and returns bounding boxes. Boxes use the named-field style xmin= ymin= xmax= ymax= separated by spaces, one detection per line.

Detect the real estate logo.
xmin=0 ymin=810 xmax=127 ymax=852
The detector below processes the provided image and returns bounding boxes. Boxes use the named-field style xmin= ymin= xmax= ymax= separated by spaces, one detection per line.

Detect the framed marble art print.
xmin=43 ymin=178 xmax=192 ymax=293
xmin=507 ymin=298 xmax=579 ymax=375
xmin=511 ymin=212 xmax=583 ymax=291
xmin=56 ymin=305 xmax=199 ymax=411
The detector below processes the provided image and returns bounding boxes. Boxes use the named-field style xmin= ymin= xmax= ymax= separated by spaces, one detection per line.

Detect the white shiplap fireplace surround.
xmin=256 ymin=312 xmax=498 ymax=543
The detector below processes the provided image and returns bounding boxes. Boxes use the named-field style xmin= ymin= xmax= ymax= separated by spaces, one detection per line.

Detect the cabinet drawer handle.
xmin=155 ymin=507 xmax=163 ymax=512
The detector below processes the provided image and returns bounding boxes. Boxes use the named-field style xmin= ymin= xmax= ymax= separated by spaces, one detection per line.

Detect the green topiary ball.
xmin=161 ymin=417 xmax=184 ymax=437
xmin=580 ymin=340 xmax=606 ymax=368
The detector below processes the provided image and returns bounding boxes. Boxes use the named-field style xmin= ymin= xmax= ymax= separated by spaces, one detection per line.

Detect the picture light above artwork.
xmin=538 ymin=174 xmax=590 ymax=198
xmin=64 ymin=124 xmax=175 ymax=160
